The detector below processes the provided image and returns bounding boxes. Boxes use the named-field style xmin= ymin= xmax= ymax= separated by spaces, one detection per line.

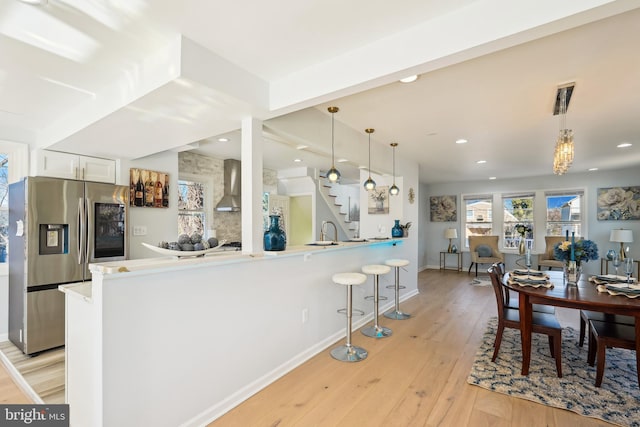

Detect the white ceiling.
xmin=1 ymin=0 xmax=639 ymax=184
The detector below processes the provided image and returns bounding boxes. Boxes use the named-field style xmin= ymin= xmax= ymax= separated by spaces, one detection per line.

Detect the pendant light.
xmin=552 ymin=85 xmax=575 ymax=175
xmin=389 ymin=142 xmax=399 ymax=196
xmin=363 ymin=128 xmax=376 ymax=190
xmin=326 ymin=106 xmax=341 ymax=183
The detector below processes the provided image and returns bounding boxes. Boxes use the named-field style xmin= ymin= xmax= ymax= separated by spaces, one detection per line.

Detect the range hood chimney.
xmin=215 ymin=159 xmax=241 ymax=212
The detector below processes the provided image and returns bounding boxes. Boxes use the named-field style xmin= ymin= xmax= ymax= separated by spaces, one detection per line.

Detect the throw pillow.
xmin=476 ymin=244 xmax=492 ymax=257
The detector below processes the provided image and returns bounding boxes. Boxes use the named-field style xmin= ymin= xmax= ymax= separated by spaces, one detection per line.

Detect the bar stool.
xmin=331 ymin=272 xmax=368 ymax=362
xmin=384 ymin=258 xmax=411 ymax=320
xmin=361 ymin=264 xmax=392 ymax=338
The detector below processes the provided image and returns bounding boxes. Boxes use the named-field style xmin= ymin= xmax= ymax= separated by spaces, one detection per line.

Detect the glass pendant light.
xmin=363 ymin=128 xmax=376 ymax=190
xmin=552 ymin=85 xmax=574 ymax=175
xmin=389 ymin=142 xmax=400 ymax=196
xmin=326 ymin=106 xmax=341 ymax=183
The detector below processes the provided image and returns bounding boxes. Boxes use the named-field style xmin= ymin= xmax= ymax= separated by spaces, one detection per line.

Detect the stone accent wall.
xmin=178 ymin=151 xmax=276 ymax=243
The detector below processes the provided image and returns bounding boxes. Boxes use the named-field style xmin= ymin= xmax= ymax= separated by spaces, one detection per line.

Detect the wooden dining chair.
xmin=488 ymin=265 xmax=563 ymax=377
xmin=578 ymin=310 xmax=634 ymax=347
xmin=587 ymin=319 xmax=639 ymax=388
xmin=496 ymin=262 xmax=555 ymax=314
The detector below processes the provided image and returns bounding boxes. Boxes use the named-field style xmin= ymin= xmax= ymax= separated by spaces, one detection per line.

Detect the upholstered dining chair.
xmin=468 ymin=236 xmax=504 ymax=276
xmin=587 ymin=319 xmax=639 ymax=388
xmin=537 ymin=236 xmax=567 ymax=270
xmin=488 ymin=265 xmax=563 ymax=377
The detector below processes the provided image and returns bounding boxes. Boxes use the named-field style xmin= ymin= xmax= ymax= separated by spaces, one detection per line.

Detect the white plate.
xmin=310 ymin=241 xmax=334 ymax=246
xmin=142 ymin=240 xmax=227 ymax=258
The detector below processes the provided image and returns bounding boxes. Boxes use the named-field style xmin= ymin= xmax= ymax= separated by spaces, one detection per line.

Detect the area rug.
xmin=470 ymin=277 xmax=491 ymax=286
xmin=467 ymin=317 xmax=639 ymax=427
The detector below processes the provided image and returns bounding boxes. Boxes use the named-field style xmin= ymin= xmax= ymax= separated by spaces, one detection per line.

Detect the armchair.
xmin=537 ymin=236 xmax=567 ymax=270
xmin=468 ymin=236 xmax=504 ymax=276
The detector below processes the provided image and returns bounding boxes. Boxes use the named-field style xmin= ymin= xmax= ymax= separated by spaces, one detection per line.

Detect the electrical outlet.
xmin=302 ymin=308 xmax=309 ymax=323
xmin=133 ymin=226 xmax=147 ymax=236
xmin=304 ymin=253 xmax=312 ymax=262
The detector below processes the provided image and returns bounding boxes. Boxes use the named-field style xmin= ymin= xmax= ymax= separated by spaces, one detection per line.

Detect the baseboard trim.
xmin=0 ymin=344 xmax=43 ymax=404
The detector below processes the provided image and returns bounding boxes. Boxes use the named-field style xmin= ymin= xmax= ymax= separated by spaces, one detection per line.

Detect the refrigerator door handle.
xmin=78 ymin=197 xmax=86 ymax=265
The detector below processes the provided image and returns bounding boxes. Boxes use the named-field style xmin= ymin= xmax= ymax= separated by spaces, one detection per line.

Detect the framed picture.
xmin=368 ymin=186 xmax=389 ymax=214
xmin=597 ymin=186 xmax=640 ymax=220
xmin=430 ymin=195 xmax=457 ymax=222
xmin=130 ymin=168 xmax=169 ymax=208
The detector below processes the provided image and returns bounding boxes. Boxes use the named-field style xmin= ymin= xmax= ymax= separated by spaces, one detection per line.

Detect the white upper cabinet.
xmin=32 ymin=150 xmax=116 ymax=183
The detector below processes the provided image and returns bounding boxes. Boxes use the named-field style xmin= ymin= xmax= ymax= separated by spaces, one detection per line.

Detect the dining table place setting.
xmin=507 ymin=269 xmax=553 ymax=288
xmin=592 ymin=275 xmax=640 ymax=298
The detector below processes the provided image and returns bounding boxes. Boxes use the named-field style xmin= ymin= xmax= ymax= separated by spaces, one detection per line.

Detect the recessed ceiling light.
xmin=617 ymin=142 xmax=632 ymax=148
xmin=217 ymin=137 xmax=229 ymax=142
xmin=358 ymin=165 xmax=366 ymax=170
xmin=489 ymin=176 xmax=497 ymax=180
xmin=476 ymin=160 xmax=487 ymax=164
xmin=399 ymin=75 xmax=418 ymax=83
xmin=588 ymin=167 xmax=599 ymax=171
xmin=293 ymin=158 xmax=302 ymax=163
xmin=455 ymin=139 xmax=468 ymax=144
xmin=337 ymin=158 xmax=348 ymax=163
xmin=296 ymin=145 xmax=308 ymax=150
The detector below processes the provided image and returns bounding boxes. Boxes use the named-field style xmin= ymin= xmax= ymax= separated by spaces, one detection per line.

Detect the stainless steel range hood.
xmin=215 ymin=159 xmax=241 ymax=212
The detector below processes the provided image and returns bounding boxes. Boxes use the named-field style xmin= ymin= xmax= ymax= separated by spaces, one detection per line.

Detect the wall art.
xmin=130 ymin=168 xmax=169 ymax=208
xmin=368 ymin=186 xmax=389 ymax=215
xmin=597 ymin=186 xmax=640 ymax=220
xmin=430 ymin=195 xmax=457 ymax=222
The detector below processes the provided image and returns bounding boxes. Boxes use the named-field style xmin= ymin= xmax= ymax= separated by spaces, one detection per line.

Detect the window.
xmin=464 ymin=195 xmax=492 ymax=247
xmin=177 ymin=179 xmax=206 ymax=237
xmin=503 ymin=193 xmax=534 ymax=250
xmin=546 ymin=190 xmax=583 ymax=237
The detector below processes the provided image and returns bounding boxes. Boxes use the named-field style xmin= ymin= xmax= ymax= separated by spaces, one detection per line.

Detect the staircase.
xmin=318 ymin=175 xmax=359 ymax=237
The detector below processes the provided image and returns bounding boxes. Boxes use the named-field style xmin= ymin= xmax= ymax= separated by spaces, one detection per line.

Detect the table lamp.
xmin=445 ymin=228 xmax=458 ymax=253
xmin=610 ymin=228 xmax=633 ymax=260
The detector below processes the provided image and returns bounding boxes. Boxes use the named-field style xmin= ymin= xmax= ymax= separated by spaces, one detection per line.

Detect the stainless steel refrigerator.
xmin=9 ymin=177 xmax=128 ymax=354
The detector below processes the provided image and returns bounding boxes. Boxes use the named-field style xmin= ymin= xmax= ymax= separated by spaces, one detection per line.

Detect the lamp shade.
xmin=444 ymin=228 xmax=458 ymax=239
xmin=610 ymin=229 xmax=633 ymax=243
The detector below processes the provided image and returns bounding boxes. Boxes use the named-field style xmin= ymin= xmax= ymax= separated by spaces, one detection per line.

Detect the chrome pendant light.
xmin=389 ymin=142 xmax=399 ymax=196
xmin=363 ymin=128 xmax=376 ymax=190
xmin=326 ymin=106 xmax=341 ymax=183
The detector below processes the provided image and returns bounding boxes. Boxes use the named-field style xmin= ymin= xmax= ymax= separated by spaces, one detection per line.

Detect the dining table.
xmin=504 ymin=270 xmax=640 ymax=377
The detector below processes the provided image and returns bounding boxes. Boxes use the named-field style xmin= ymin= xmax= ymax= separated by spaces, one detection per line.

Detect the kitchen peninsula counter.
xmin=64 ymin=237 xmax=416 ymax=427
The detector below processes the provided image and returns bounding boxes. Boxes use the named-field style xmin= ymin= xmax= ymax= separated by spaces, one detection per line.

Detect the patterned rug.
xmin=468 ymin=318 xmax=639 ymax=427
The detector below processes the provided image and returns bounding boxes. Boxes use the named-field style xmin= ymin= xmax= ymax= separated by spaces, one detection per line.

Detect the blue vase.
xmin=391 ymin=220 xmax=403 ymax=238
xmin=264 ymin=215 xmax=286 ymax=251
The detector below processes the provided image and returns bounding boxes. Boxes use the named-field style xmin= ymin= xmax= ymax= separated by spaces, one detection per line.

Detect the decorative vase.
xmin=264 ymin=215 xmax=286 ymax=251
xmin=376 ymin=200 xmax=384 ymax=211
xmin=564 ymin=261 xmax=581 ymax=286
xmin=606 ymin=249 xmax=616 ymax=261
xmin=391 ymin=220 xmax=403 ymax=238
xmin=518 ymin=239 xmax=525 ymax=255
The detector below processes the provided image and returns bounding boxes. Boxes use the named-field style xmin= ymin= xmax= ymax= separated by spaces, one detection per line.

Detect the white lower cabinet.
xmin=32 ymin=150 xmax=116 ymax=183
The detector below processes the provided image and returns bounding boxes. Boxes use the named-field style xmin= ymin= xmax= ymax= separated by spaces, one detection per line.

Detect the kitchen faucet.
xmin=321 ymin=221 xmax=338 ymax=243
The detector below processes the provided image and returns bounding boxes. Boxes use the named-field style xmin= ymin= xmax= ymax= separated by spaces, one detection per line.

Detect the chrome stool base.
xmin=384 ymin=310 xmax=411 ymax=320
xmin=361 ymin=324 xmax=392 ymax=338
xmin=331 ymin=344 xmax=368 ymax=362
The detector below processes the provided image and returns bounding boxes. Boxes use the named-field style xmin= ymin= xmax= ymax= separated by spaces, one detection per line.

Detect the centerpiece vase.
xmin=518 ymin=239 xmax=525 ymax=255
xmin=565 ymin=260 xmax=580 ymax=286
xmin=391 ymin=220 xmax=403 ymax=238
xmin=264 ymin=215 xmax=286 ymax=251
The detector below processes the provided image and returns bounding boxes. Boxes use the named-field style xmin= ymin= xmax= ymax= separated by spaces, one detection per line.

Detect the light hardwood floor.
xmin=208 ymin=269 xmax=615 ymax=427
xmin=0 ymin=269 xmax=615 ymax=426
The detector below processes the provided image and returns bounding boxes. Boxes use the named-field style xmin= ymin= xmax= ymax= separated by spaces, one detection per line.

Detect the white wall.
xmin=420 ymin=167 xmax=640 ymax=275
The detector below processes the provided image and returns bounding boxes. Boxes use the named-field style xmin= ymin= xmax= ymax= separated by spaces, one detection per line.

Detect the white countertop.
xmin=89 ymin=239 xmax=402 ymax=275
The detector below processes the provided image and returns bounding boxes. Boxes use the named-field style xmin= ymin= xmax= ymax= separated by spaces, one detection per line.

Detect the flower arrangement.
xmin=553 ymin=239 xmax=599 ymax=266
xmin=400 ymin=221 xmax=412 ymax=231
xmin=514 ymin=223 xmax=532 ymax=237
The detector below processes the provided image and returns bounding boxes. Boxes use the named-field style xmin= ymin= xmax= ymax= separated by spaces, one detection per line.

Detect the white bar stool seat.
xmin=331 ymin=272 xmax=368 ymax=362
xmin=384 ymin=258 xmax=411 ymax=320
xmin=361 ymin=264 xmax=392 ymax=338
